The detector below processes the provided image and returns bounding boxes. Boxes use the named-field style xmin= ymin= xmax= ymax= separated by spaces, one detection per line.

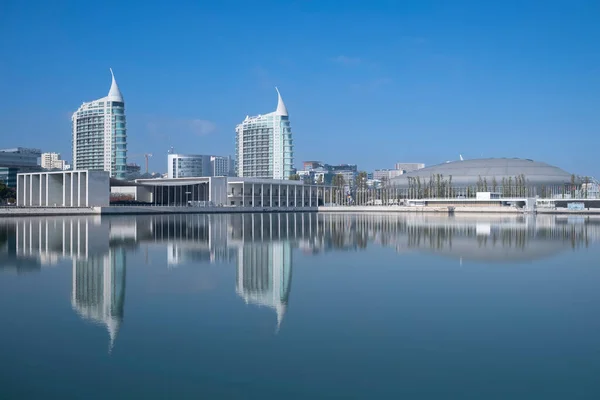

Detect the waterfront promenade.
xmin=2 ymin=203 xmax=600 ymax=216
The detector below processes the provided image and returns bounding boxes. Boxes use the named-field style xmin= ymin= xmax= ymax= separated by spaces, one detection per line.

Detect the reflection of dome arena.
xmin=391 ymin=158 xmax=574 ymax=187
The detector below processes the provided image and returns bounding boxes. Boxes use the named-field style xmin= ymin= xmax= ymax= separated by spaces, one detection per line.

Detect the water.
xmin=1 ymin=213 xmax=599 ymax=399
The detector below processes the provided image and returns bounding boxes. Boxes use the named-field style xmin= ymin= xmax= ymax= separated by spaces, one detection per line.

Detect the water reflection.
xmin=1 ymin=213 xmax=600 ymax=351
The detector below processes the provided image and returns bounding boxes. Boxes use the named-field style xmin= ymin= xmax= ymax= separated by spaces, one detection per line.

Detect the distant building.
xmin=168 ymin=154 xmax=234 ymax=179
xmin=0 ymin=148 xmax=42 ymax=188
xmin=235 ymin=88 xmax=294 ymax=179
xmin=41 ymin=152 xmax=68 ymax=170
xmin=72 ymin=69 xmax=127 ymax=179
xmin=211 ymin=155 xmax=235 ymax=177
xmin=0 ymin=147 xmax=41 ymax=168
xmin=395 ymin=162 xmax=425 ymax=173
xmin=373 ymin=169 xmax=403 ymax=181
xmin=296 ymin=161 xmax=359 ymax=186
xmin=125 ymin=163 xmax=141 ymax=175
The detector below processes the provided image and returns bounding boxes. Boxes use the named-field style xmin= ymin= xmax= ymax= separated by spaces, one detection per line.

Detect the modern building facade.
xmin=168 ymin=154 xmax=233 ymax=179
xmin=235 ymin=88 xmax=294 ymax=180
xmin=41 ymin=152 xmax=68 ymax=170
xmin=72 ymin=69 xmax=127 ymax=179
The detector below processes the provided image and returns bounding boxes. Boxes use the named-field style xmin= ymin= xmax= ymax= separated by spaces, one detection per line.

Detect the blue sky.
xmin=1 ymin=0 xmax=598 ymax=176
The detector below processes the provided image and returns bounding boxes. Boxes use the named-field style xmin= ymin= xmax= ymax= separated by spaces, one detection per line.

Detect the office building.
xmin=168 ymin=154 xmax=234 ymax=179
xmin=72 ymin=69 xmax=127 ymax=179
xmin=0 ymin=148 xmax=42 ymax=188
xmin=395 ymin=163 xmax=425 ymax=173
xmin=235 ymin=88 xmax=294 ymax=180
xmin=41 ymin=152 xmax=68 ymax=170
xmin=0 ymin=147 xmax=41 ymax=168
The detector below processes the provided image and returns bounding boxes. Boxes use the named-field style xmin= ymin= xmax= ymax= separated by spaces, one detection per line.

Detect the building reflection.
xmin=2 ymin=212 xmax=600 ymax=348
xmin=71 ymin=247 xmax=126 ymax=353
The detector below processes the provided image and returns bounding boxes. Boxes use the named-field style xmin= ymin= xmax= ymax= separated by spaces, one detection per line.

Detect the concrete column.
xmin=86 ymin=171 xmax=89 ymax=207
xmin=77 ymin=172 xmax=81 ymax=207
xmin=270 ymin=184 xmax=273 ymax=207
xmin=302 ymin=185 xmax=305 ymax=207
xmin=252 ymin=184 xmax=255 ymax=207
xmin=44 ymin=174 xmax=48 ymax=206
xmin=70 ymin=173 xmax=74 ymax=207
xmin=278 ymin=184 xmax=281 ymax=208
xmin=294 ymin=186 xmax=297 ymax=207
xmin=286 ymin=184 xmax=289 ymax=207
xmin=261 ymin=184 xmax=264 ymax=207
xmin=242 ymin=182 xmax=245 ymax=207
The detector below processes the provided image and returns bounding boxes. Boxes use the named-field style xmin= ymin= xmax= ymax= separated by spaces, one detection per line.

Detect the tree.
xmin=332 ymin=174 xmax=346 ymax=204
xmin=332 ymin=173 xmax=345 ymax=189
xmin=289 ymin=174 xmax=300 ymax=181
xmin=571 ymin=174 xmax=576 ymax=199
xmin=380 ymin=176 xmax=389 ymax=188
xmin=357 ymin=171 xmax=368 ymax=189
xmin=0 ymin=182 xmax=14 ymax=203
xmin=316 ymin=174 xmax=324 ymax=185
xmin=492 ymin=177 xmax=497 ymax=192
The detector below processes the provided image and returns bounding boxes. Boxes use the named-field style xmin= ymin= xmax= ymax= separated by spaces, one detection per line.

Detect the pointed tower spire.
xmin=107 ymin=68 xmax=124 ymax=102
xmin=275 ymin=87 xmax=288 ymax=116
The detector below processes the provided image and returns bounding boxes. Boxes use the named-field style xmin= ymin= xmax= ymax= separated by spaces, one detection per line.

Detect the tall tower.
xmin=72 ymin=69 xmax=127 ymax=179
xmin=235 ymin=88 xmax=294 ymax=179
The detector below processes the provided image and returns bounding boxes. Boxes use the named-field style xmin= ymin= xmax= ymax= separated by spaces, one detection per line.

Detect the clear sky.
xmin=1 ymin=0 xmax=598 ymax=176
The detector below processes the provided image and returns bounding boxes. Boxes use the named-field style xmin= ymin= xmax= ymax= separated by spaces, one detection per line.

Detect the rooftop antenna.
xmin=168 ymin=146 xmax=174 ymax=154
xmin=459 ymin=154 xmax=464 ymax=161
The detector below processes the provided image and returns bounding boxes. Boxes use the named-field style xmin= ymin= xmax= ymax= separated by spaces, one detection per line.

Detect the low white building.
xmin=129 ymin=176 xmax=327 ymax=207
xmin=17 ymin=170 xmax=110 ymax=207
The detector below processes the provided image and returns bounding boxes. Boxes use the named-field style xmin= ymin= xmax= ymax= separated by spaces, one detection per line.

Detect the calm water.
xmin=1 ymin=213 xmax=600 ymax=399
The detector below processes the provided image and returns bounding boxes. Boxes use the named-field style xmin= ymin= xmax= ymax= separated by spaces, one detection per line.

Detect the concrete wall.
xmin=210 ymin=177 xmax=227 ymax=206
xmin=16 ymin=170 xmax=109 ymax=208
xmin=87 ymin=171 xmax=109 ymax=206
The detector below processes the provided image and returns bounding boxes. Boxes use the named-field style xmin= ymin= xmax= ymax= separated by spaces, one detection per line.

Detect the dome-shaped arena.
xmin=391 ymin=158 xmax=575 ymax=188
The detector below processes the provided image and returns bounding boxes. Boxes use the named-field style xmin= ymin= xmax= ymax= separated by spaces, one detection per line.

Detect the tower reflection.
xmin=71 ymin=247 xmax=126 ymax=353
xmin=3 ymin=212 xmax=600 ymax=351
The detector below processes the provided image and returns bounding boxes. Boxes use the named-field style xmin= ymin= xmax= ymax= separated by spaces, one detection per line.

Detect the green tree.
xmin=289 ymin=174 xmax=300 ymax=181
xmin=0 ymin=182 xmax=12 ymax=202
xmin=316 ymin=174 xmax=324 ymax=185
xmin=332 ymin=173 xmax=345 ymax=189
xmin=492 ymin=177 xmax=498 ymax=192
xmin=571 ymin=174 xmax=576 ymax=198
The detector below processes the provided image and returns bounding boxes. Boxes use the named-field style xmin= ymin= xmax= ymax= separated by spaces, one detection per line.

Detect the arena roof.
xmin=391 ymin=158 xmax=575 ymax=187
